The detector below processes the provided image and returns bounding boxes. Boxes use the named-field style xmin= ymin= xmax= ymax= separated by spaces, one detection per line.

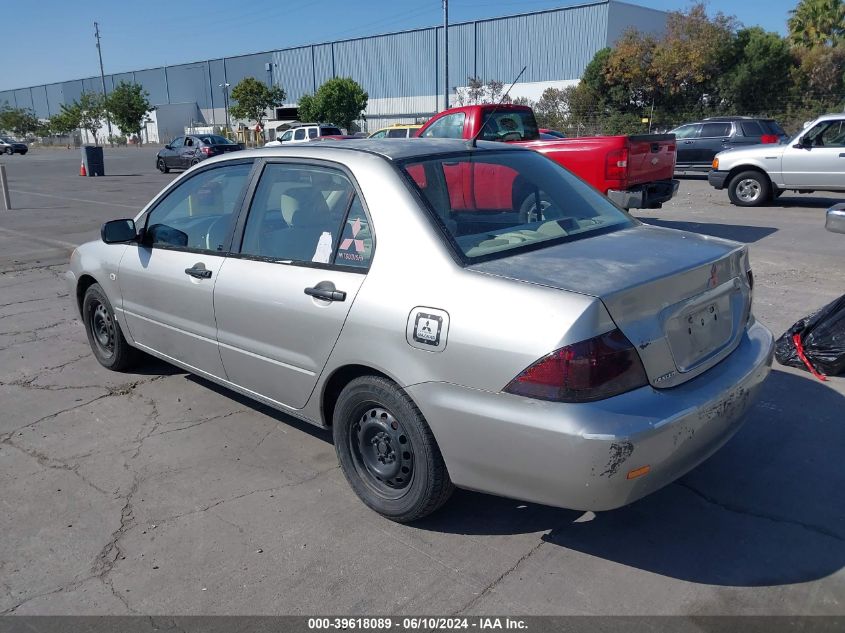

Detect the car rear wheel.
xmin=4 ymin=147 xmax=12 ymax=155
xmin=82 ymin=283 xmax=138 ymax=371
xmin=728 ymin=170 xmax=770 ymax=207
xmin=190 ymin=158 xmax=201 ymax=166
xmin=333 ymin=376 xmax=453 ymax=522
xmin=156 ymin=157 xmax=169 ymax=173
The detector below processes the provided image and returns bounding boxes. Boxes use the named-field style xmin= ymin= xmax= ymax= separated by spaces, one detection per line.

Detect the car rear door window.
xmin=699 ymin=123 xmax=731 ymax=138
xmin=240 ymin=163 xmax=371 ymax=266
xmin=145 ymin=163 xmax=253 ymax=252
xmin=672 ymin=125 xmax=700 ymax=139
xmin=308 ymin=128 xmax=318 ymax=139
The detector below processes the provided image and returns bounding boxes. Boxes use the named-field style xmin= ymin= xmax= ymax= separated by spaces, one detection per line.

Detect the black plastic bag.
xmin=775 ymin=293 xmax=845 ymax=379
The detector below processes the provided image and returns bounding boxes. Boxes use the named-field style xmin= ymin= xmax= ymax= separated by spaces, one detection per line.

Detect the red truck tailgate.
xmin=626 ymin=134 xmax=676 ymax=188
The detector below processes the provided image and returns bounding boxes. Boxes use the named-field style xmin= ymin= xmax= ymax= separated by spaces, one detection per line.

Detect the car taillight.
xmin=605 ymin=148 xmax=628 ymax=181
xmin=503 ymin=329 xmax=648 ymax=403
xmin=760 ymin=134 xmax=779 ymax=144
xmin=201 ymin=146 xmax=213 ymax=156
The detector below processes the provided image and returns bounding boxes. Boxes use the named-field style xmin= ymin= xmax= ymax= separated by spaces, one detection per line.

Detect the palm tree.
xmin=788 ymin=0 xmax=845 ymax=48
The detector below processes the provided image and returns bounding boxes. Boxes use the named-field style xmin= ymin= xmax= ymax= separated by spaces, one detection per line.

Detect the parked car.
xmin=539 ymin=128 xmax=566 ymax=138
xmin=0 ymin=136 xmax=28 ymax=155
xmin=416 ymin=104 xmax=678 ymax=209
xmin=369 ymin=124 xmax=421 ymax=139
xmin=68 ymin=139 xmax=772 ymax=522
xmin=826 ymin=203 xmax=845 ymax=233
xmin=156 ymin=135 xmax=242 ymax=173
xmin=265 ymin=123 xmax=343 ymax=146
xmin=708 ymin=113 xmax=845 ymax=207
xmin=671 ymin=117 xmax=788 ymax=171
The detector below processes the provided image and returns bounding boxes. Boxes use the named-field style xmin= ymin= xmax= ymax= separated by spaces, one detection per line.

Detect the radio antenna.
xmin=467 ymin=65 xmax=527 ymax=149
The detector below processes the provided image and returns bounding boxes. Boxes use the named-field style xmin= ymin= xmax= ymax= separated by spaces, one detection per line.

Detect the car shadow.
xmin=638 ymin=217 xmax=777 ymax=243
xmin=168 ymin=360 xmax=844 ymax=588
xmin=416 ymin=369 xmax=845 ymax=587
xmin=772 ymin=194 xmax=845 ymax=209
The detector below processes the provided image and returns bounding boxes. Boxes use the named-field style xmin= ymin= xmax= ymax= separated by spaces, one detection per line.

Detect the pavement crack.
xmin=92 ymin=473 xmax=140 ymax=580
xmin=452 ymin=539 xmax=546 ymax=616
xmin=675 ymin=481 xmax=845 ymax=543
xmin=152 ymin=409 xmax=247 ymax=438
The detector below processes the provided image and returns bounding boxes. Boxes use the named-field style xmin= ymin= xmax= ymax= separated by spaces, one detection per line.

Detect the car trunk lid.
xmin=468 ymin=224 xmax=752 ymax=389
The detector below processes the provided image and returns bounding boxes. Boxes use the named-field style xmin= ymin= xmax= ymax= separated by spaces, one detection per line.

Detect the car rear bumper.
xmin=708 ymin=170 xmax=729 ymax=190
xmin=608 ymin=179 xmax=679 ymax=209
xmin=407 ymin=319 xmax=773 ymax=512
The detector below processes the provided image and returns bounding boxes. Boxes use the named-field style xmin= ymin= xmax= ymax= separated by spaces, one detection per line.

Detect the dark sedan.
xmin=1 ymin=136 xmax=28 ymax=155
xmin=156 ymin=135 xmax=242 ymax=172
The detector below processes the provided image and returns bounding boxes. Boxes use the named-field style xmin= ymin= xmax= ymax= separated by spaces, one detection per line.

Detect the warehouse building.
xmin=0 ymin=0 xmax=666 ymax=139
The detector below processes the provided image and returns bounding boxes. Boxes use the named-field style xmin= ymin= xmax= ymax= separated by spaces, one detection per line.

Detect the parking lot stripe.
xmin=0 ymin=226 xmax=79 ymax=249
xmin=9 ymin=189 xmax=139 ymax=210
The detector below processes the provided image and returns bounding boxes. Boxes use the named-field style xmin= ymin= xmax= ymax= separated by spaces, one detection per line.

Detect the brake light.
xmin=605 ymin=148 xmax=628 ymax=181
xmin=760 ymin=134 xmax=779 ymax=144
xmin=503 ymin=329 xmax=648 ymax=402
xmin=201 ymin=146 xmax=213 ymax=156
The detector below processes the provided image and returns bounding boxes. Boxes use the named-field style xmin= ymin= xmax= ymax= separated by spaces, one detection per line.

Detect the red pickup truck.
xmin=415 ymin=104 xmax=679 ymax=209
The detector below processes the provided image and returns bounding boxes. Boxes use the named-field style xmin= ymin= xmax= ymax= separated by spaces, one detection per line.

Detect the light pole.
xmin=94 ymin=21 xmax=113 ymax=140
xmin=219 ymin=83 xmax=231 ymax=133
xmin=443 ymin=0 xmax=449 ymax=111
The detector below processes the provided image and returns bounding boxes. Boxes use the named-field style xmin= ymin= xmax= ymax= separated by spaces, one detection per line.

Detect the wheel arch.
xmin=75 ymin=273 xmax=99 ymax=315
xmin=726 ymin=164 xmax=772 ymax=187
xmin=320 ymin=363 xmax=399 ymax=428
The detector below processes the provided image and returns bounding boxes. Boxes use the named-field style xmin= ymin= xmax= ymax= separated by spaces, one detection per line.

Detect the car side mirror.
xmin=101 ymin=219 xmax=137 ymax=244
xmin=794 ymin=137 xmax=812 ymax=149
xmin=826 ymin=204 xmax=845 ymax=234
xmin=164 ymin=144 xmax=172 ymax=150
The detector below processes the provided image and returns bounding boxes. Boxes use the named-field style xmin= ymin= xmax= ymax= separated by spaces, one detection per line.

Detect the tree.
xmin=296 ymin=77 xmax=368 ymax=132
xmin=0 ymin=106 xmax=41 ymax=136
xmin=105 ymin=81 xmax=152 ymax=145
xmin=788 ymin=0 xmax=845 ymax=48
xmin=48 ymin=106 xmax=81 ymax=136
xmin=229 ymin=77 xmax=286 ymax=127
xmin=719 ymin=28 xmax=795 ymax=113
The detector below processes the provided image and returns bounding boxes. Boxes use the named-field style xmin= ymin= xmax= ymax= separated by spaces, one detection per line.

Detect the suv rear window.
xmin=762 ymin=120 xmax=786 ymax=136
xmin=400 ymin=150 xmax=633 ymax=263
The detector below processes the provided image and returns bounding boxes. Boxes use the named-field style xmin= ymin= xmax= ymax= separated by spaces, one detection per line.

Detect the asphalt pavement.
xmin=1 ymin=147 xmax=844 ymax=615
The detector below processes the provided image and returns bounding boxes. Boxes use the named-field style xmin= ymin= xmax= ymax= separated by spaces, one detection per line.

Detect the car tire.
xmin=333 ymin=376 xmax=454 ymax=522
xmin=190 ymin=158 xmax=201 ymax=167
xmin=4 ymin=147 xmax=12 ymax=155
xmin=727 ymin=170 xmax=770 ymax=207
xmin=156 ymin=157 xmax=169 ymax=173
xmin=82 ymin=283 xmax=138 ymax=371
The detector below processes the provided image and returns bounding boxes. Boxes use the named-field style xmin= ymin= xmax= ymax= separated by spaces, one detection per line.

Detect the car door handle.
xmin=185 ymin=266 xmax=212 ymax=279
xmin=305 ymin=285 xmax=346 ymax=302
xmin=839 ymin=153 xmax=845 ymax=158
xmin=683 ymin=140 xmax=694 ymax=144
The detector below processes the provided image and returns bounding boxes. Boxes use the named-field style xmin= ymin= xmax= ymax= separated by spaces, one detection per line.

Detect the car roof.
xmin=212 ymin=138 xmax=525 ymax=163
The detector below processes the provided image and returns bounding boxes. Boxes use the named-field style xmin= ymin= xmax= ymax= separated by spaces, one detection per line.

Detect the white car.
xmin=708 ymin=113 xmax=845 ymax=206
xmin=265 ymin=123 xmax=343 ymax=146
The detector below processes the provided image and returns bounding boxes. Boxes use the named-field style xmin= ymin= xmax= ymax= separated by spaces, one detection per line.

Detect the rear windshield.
xmin=320 ymin=127 xmax=342 ymax=136
xmin=400 ymin=151 xmax=634 ymax=263
xmin=199 ymin=135 xmax=235 ymax=145
xmin=479 ymin=110 xmax=539 ymax=142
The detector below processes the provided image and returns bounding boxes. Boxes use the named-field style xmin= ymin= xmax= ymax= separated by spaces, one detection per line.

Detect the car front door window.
xmin=145 ymin=163 xmax=253 ymax=252
xmin=420 ymin=112 xmax=466 ymax=139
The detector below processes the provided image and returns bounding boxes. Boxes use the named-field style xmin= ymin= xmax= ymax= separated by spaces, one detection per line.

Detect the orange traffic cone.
xmin=79 ymin=162 xmax=87 ymax=177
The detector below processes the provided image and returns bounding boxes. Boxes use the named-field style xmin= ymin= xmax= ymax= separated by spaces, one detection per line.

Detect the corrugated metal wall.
xmin=1 ymin=1 xmax=628 ymax=124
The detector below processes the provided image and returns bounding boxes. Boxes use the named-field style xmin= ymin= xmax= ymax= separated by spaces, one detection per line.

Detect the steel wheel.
xmin=89 ymin=300 xmax=115 ymax=359
xmin=350 ymin=405 xmax=415 ymax=499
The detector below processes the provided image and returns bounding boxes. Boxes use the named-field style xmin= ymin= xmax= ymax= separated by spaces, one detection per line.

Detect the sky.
xmin=0 ymin=0 xmax=799 ymax=91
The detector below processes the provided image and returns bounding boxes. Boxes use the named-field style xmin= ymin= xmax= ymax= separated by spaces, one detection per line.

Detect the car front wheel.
xmin=728 ymin=170 xmax=770 ymax=207
xmin=156 ymin=157 xmax=169 ymax=173
xmin=82 ymin=283 xmax=138 ymax=371
xmin=333 ymin=376 xmax=454 ymax=522
xmin=4 ymin=147 xmax=12 ymax=155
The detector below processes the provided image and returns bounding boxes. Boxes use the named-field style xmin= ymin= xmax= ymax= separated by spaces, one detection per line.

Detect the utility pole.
xmin=443 ymin=0 xmax=449 ymax=111
xmin=219 ymin=83 xmax=231 ymax=133
xmin=94 ymin=22 xmax=113 ymax=139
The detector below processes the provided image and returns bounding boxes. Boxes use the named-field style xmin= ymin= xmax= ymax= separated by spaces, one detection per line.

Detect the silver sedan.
xmin=66 ymin=139 xmax=774 ymax=522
